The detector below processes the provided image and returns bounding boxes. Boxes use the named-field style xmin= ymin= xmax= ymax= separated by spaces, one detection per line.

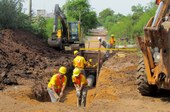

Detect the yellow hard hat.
xmin=73 ymin=68 xmax=80 ymax=76
xmin=89 ymin=59 xmax=92 ymax=62
xmin=74 ymin=50 xmax=79 ymax=55
xmin=111 ymin=34 xmax=114 ymax=37
xmin=59 ymin=66 xmax=67 ymax=75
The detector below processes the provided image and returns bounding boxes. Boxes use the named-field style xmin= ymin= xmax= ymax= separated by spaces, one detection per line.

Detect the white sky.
xmin=23 ymin=0 xmax=154 ymax=15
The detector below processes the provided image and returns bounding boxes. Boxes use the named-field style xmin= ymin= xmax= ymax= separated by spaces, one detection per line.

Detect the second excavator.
xmin=48 ymin=4 xmax=85 ymax=50
xmin=137 ymin=0 xmax=170 ymax=96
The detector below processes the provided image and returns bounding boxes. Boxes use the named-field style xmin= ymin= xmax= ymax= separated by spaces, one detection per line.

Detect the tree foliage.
xmin=98 ymin=8 xmax=115 ymax=24
xmin=0 ymin=0 xmax=23 ymax=29
xmin=98 ymin=1 xmax=157 ymax=43
xmin=0 ymin=0 xmax=47 ymax=38
xmin=63 ymin=0 xmax=98 ymax=32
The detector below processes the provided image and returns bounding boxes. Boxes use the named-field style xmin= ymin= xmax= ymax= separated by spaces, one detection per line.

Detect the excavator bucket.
xmin=48 ymin=33 xmax=62 ymax=49
xmin=137 ymin=0 xmax=170 ymax=96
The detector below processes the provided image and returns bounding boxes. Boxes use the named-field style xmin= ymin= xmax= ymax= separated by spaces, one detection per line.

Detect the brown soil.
xmin=0 ymin=29 xmax=170 ymax=112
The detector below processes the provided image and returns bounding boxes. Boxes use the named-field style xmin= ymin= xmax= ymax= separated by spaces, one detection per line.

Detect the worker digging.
xmin=72 ymin=68 xmax=88 ymax=107
xmin=47 ymin=66 xmax=67 ymax=102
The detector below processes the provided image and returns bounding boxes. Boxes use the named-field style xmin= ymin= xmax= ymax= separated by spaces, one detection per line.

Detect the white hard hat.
xmin=98 ymin=37 xmax=101 ymax=40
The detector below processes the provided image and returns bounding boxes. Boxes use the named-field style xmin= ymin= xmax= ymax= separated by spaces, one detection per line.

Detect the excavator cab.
xmin=68 ymin=22 xmax=79 ymax=42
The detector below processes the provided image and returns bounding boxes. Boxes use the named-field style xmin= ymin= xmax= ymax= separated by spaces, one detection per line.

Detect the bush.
xmin=0 ymin=0 xmax=48 ymax=39
xmin=0 ymin=0 xmax=27 ymax=29
xmin=31 ymin=16 xmax=47 ymax=38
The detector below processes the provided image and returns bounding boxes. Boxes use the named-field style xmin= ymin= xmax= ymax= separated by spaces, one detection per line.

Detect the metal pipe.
xmin=87 ymin=75 xmax=95 ymax=87
xmin=151 ymin=1 xmax=163 ymax=27
xmin=29 ymin=0 xmax=32 ymax=16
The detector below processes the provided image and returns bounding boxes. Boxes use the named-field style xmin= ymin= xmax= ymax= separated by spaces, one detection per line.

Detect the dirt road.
xmin=0 ymin=29 xmax=170 ymax=112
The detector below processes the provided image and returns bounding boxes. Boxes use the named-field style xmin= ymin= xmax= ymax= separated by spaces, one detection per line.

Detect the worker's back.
xmin=73 ymin=55 xmax=86 ymax=69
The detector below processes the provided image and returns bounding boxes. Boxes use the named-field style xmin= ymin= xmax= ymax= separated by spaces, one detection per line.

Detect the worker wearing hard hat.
xmin=86 ymin=59 xmax=93 ymax=68
xmin=109 ymin=34 xmax=116 ymax=53
xmin=47 ymin=66 xmax=67 ymax=102
xmin=98 ymin=37 xmax=110 ymax=58
xmin=86 ymin=59 xmax=97 ymax=68
xmin=72 ymin=68 xmax=88 ymax=107
xmin=73 ymin=50 xmax=87 ymax=77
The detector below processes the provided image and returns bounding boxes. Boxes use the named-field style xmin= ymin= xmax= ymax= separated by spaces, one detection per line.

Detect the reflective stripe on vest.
xmin=77 ymin=58 xmax=81 ymax=67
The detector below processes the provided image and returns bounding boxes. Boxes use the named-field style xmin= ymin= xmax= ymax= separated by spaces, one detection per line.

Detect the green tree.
xmin=132 ymin=2 xmax=156 ymax=37
xmin=98 ymin=8 xmax=114 ymax=24
xmin=98 ymin=1 xmax=157 ymax=44
xmin=82 ymin=11 xmax=98 ymax=31
xmin=0 ymin=0 xmax=48 ymax=38
xmin=0 ymin=0 xmax=33 ymax=30
xmin=131 ymin=4 xmax=145 ymax=25
xmin=0 ymin=0 xmax=20 ymax=29
xmin=63 ymin=0 xmax=98 ymax=32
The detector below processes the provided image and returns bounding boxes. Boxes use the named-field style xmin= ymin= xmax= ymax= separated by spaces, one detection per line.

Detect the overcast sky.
xmin=23 ymin=0 xmax=154 ymax=15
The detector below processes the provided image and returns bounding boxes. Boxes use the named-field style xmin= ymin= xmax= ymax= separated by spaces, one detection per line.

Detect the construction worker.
xmin=109 ymin=34 xmax=116 ymax=48
xmin=72 ymin=68 xmax=88 ymax=107
xmin=86 ymin=59 xmax=93 ymax=67
xmin=86 ymin=59 xmax=97 ymax=68
xmin=47 ymin=66 xmax=67 ymax=102
xmin=109 ymin=34 xmax=116 ymax=54
xmin=98 ymin=37 xmax=110 ymax=59
xmin=73 ymin=50 xmax=87 ymax=77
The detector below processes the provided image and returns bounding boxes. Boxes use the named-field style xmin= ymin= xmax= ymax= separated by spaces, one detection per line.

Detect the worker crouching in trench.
xmin=72 ymin=68 xmax=88 ymax=107
xmin=47 ymin=66 xmax=67 ymax=102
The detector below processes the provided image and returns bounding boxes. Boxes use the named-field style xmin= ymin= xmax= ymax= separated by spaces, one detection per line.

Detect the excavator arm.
xmin=53 ymin=4 xmax=67 ymax=38
xmin=48 ymin=4 xmax=69 ymax=49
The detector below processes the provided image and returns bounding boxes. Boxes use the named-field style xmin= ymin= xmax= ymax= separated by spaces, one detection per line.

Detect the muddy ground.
xmin=0 ymin=29 xmax=170 ymax=112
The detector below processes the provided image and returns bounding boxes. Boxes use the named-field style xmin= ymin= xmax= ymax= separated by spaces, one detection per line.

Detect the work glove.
xmin=59 ymin=92 xmax=63 ymax=98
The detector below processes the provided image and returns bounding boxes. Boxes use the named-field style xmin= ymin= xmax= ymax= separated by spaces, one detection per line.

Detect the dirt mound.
xmin=0 ymin=29 xmax=73 ymax=100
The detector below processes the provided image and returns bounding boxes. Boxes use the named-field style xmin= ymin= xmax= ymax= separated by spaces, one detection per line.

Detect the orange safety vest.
xmin=110 ymin=37 xmax=115 ymax=45
xmin=74 ymin=74 xmax=83 ymax=87
xmin=156 ymin=0 xmax=161 ymax=5
xmin=55 ymin=74 xmax=65 ymax=93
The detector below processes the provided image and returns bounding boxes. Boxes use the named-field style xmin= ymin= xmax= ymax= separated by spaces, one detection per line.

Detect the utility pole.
xmin=79 ymin=11 xmax=81 ymax=22
xmin=29 ymin=0 xmax=32 ymax=16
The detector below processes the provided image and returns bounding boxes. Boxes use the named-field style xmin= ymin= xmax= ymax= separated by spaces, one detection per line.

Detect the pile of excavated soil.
xmin=95 ymin=52 xmax=139 ymax=99
xmin=0 ymin=29 xmax=73 ymax=100
xmin=87 ymin=52 xmax=140 ymax=111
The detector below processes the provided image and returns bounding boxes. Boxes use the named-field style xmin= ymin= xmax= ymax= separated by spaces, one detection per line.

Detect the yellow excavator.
xmin=48 ymin=4 xmax=85 ymax=50
xmin=137 ymin=0 xmax=170 ymax=96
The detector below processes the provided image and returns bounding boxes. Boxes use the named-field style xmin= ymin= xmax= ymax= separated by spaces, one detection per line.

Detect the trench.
xmin=30 ymin=51 xmax=105 ymax=106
